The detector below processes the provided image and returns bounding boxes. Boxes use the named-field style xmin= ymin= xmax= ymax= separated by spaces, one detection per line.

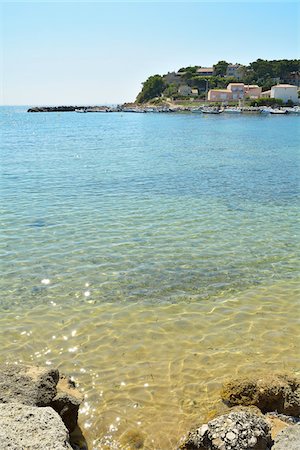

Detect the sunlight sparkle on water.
xmin=68 ymin=346 xmax=78 ymax=353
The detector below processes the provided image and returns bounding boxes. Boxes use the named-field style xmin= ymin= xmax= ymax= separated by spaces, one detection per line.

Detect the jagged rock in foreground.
xmin=272 ymin=423 xmax=300 ymax=450
xmin=0 ymin=363 xmax=59 ymax=407
xmin=221 ymin=373 xmax=300 ymax=416
xmin=0 ymin=364 xmax=85 ymax=449
xmin=0 ymin=403 xmax=72 ymax=449
xmin=0 ymin=364 xmax=82 ymax=432
xmin=179 ymin=410 xmax=273 ymax=450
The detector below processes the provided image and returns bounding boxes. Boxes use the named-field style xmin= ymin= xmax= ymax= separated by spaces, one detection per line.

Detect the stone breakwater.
xmin=1 ymin=366 xmax=300 ymax=450
xmin=27 ymin=106 xmax=116 ymax=112
xmin=27 ymin=105 xmax=264 ymax=114
xmin=0 ymin=364 xmax=86 ymax=450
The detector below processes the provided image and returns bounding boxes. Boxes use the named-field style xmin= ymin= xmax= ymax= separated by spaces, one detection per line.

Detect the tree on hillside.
xmin=163 ymin=83 xmax=178 ymax=98
xmin=178 ymin=66 xmax=199 ymax=73
xmin=136 ymin=75 xmax=165 ymax=103
xmin=182 ymin=71 xmax=194 ymax=83
xmin=249 ymin=59 xmax=274 ymax=79
xmin=249 ymin=58 xmax=300 ymax=81
xmin=213 ymin=60 xmax=229 ymax=76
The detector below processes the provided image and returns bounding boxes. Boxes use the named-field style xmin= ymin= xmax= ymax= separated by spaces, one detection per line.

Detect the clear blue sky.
xmin=1 ymin=1 xmax=299 ymax=105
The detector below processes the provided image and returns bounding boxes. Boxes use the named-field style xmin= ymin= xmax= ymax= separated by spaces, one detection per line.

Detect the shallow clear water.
xmin=1 ymin=107 xmax=299 ymax=449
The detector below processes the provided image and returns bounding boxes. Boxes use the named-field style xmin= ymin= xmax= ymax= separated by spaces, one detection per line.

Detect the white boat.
xmin=202 ymin=108 xmax=223 ymax=114
xmin=191 ymin=107 xmax=203 ymax=113
xmin=269 ymin=109 xmax=288 ymax=115
xmin=75 ymin=108 xmax=87 ymax=113
xmin=286 ymin=107 xmax=300 ymax=114
xmin=224 ymin=108 xmax=242 ymax=113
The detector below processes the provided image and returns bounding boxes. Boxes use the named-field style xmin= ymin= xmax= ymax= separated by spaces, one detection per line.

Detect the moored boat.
xmin=224 ymin=108 xmax=242 ymax=113
xmin=269 ymin=109 xmax=288 ymax=115
xmin=202 ymin=108 xmax=223 ymax=114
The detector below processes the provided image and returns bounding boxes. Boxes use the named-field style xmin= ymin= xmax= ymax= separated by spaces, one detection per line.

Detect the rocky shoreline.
xmin=0 ymin=365 xmax=299 ymax=449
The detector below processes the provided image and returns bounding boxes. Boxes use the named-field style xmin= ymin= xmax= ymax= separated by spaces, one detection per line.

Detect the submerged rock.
xmin=272 ymin=423 xmax=300 ymax=450
xmin=179 ymin=410 xmax=273 ymax=450
xmin=0 ymin=403 xmax=72 ymax=449
xmin=221 ymin=373 xmax=300 ymax=416
xmin=120 ymin=429 xmax=146 ymax=449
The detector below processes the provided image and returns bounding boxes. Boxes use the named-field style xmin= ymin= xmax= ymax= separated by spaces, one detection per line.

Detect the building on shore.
xmin=227 ymin=83 xmax=245 ymax=100
xmin=260 ymin=90 xmax=271 ymax=98
xmin=244 ymin=85 xmax=262 ymax=99
xmin=208 ymin=83 xmax=261 ymax=102
xmin=270 ymin=84 xmax=298 ymax=102
xmin=208 ymin=89 xmax=232 ymax=102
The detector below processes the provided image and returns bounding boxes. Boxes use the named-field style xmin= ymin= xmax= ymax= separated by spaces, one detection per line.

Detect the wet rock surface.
xmin=272 ymin=423 xmax=300 ymax=450
xmin=0 ymin=403 xmax=72 ymax=449
xmin=221 ymin=373 xmax=300 ymax=415
xmin=179 ymin=410 xmax=273 ymax=450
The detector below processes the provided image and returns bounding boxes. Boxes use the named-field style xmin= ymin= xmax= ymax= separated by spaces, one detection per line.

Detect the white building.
xmin=271 ymin=84 xmax=298 ymax=103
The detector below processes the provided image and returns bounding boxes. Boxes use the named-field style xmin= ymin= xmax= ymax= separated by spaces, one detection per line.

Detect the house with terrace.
xmin=208 ymin=83 xmax=261 ymax=102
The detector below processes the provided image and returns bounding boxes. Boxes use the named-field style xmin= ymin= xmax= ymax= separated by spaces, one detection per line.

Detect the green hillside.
xmin=136 ymin=59 xmax=300 ymax=103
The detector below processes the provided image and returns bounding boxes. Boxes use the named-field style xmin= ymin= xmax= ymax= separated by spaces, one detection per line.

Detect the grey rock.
xmin=0 ymin=364 xmax=58 ymax=407
xmin=179 ymin=410 xmax=273 ymax=450
xmin=0 ymin=364 xmax=83 ymax=433
xmin=0 ymin=403 xmax=72 ymax=449
xmin=272 ymin=423 xmax=300 ymax=450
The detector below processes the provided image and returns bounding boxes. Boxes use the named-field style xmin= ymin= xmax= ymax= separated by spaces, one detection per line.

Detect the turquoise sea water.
xmin=1 ymin=107 xmax=300 ymax=449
